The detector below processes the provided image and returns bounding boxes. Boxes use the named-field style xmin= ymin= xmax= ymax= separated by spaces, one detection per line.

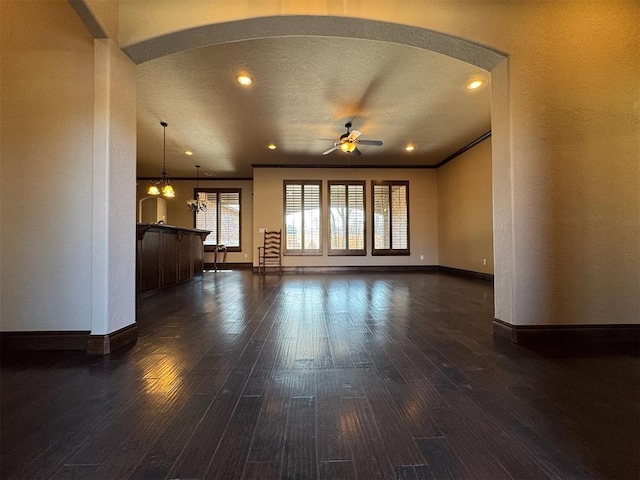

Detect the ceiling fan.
xmin=321 ymin=122 xmax=383 ymax=156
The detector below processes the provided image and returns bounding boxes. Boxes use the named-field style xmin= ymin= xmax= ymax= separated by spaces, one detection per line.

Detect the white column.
xmin=491 ymin=58 xmax=515 ymax=326
xmin=91 ymin=38 xmax=137 ymax=338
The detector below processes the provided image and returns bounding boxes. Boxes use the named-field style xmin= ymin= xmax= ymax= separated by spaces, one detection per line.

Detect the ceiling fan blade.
xmin=322 ymin=146 xmax=338 ymax=155
xmin=349 ymin=130 xmax=362 ymax=141
xmin=357 ymin=139 xmax=383 ymax=146
xmin=353 ymin=147 xmax=362 ymax=156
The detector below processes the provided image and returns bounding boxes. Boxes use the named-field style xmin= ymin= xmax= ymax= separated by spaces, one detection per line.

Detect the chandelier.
xmin=147 ymin=121 xmax=175 ymax=198
xmin=187 ymin=165 xmax=208 ymax=213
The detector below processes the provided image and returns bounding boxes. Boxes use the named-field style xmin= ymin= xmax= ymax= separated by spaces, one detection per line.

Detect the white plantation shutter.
xmin=303 ymin=184 xmax=320 ymax=250
xmin=391 ymin=185 xmax=408 ymax=249
xmin=330 ymin=184 xmax=346 ymax=250
xmin=372 ymin=181 xmax=409 ymax=255
xmin=285 ymin=184 xmax=302 ymax=250
xmin=329 ymin=182 xmax=365 ymax=254
xmin=373 ymin=184 xmax=390 ymax=250
xmin=284 ymin=181 xmax=321 ymax=254
xmin=197 ymin=192 xmax=218 ymax=246
xmin=347 ymin=184 xmax=365 ymax=251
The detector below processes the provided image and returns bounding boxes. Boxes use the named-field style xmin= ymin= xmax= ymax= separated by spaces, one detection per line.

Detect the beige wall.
xmin=253 ymin=167 xmax=438 ymax=268
xmin=1 ymin=1 xmax=95 ymax=331
xmin=438 ymin=138 xmax=493 ymax=274
xmin=136 ymin=179 xmax=254 ymax=264
xmin=497 ymin=3 xmax=639 ymax=327
xmin=1 ymin=1 xmax=137 ymax=334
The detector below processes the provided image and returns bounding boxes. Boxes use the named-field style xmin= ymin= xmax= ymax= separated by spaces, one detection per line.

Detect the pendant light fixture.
xmin=187 ymin=165 xmax=208 ymax=213
xmin=147 ymin=121 xmax=175 ymax=198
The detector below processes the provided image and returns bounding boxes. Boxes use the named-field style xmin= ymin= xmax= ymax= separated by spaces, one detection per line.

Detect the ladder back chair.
xmin=257 ymin=230 xmax=282 ymax=275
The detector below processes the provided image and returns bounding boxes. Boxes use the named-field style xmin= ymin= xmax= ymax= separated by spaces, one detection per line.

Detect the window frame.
xmin=283 ymin=180 xmax=323 ymax=256
xmin=371 ymin=180 xmax=410 ymax=256
xmin=328 ymin=180 xmax=366 ymax=256
xmin=193 ymin=188 xmax=242 ymax=252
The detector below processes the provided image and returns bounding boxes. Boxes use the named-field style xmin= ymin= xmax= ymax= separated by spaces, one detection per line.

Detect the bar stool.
xmin=213 ymin=244 xmax=227 ymax=271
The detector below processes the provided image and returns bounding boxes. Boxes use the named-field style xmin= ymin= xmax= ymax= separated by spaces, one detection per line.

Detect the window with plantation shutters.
xmin=329 ymin=181 xmax=365 ymax=255
xmin=372 ymin=181 xmax=409 ymax=255
xmin=194 ymin=189 xmax=241 ymax=251
xmin=284 ymin=180 xmax=322 ymax=255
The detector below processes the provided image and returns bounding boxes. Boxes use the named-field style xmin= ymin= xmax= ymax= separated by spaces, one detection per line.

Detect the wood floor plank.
xmin=316 ymin=369 xmax=352 ymax=462
xmin=383 ymin=377 xmax=446 ymax=438
xmin=414 ymin=436 xmax=471 ymax=480
xmin=429 ymin=407 xmax=515 ymax=480
xmin=341 ymin=397 xmax=393 ymax=479
xmin=319 ymin=460 xmax=357 ymax=480
xmin=49 ymin=463 xmax=103 ymax=480
xmin=127 ymin=393 xmax=213 ymax=479
xmin=206 ymin=395 xmax=264 ymax=479
xmin=455 ymin=391 xmax=561 ymax=480
xmin=355 ymin=367 xmax=426 ymax=467
xmin=324 ymin=310 xmax=355 ymax=368
xmin=333 ymin=367 xmax=365 ymax=399
xmin=167 ymin=371 xmax=250 ymax=479
xmin=394 ymin=463 xmax=435 ymax=480
xmin=246 ymin=368 xmax=316 ymax=465
xmin=242 ymin=461 xmax=282 ymax=479
xmin=245 ymin=375 xmax=289 ymax=463
xmin=282 ymin=396 xmax=318 ymax=480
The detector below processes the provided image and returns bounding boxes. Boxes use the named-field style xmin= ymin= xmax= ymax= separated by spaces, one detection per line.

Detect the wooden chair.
xmin=257 ymin=230 xmax=282 ymax=275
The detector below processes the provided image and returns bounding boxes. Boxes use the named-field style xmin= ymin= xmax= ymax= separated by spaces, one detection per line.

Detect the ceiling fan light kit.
xmin=340 ymin=142 xmax=357 ymax=153
xmin=322 ymin=121 xmax=383 ymax=156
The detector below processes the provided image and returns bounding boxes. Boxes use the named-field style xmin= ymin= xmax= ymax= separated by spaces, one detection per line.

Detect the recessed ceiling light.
xmin=185 ymin=150 xmax=193 ymax=156
xmin=466 ymin=79 xmax=484 ymax=90
xmin=405 ymin=145 xmax=415 ymax=152
xmin=267 ymin=144 xmax=277 ymax=150
xmin=236 ymin=74 xmax=253 ymax=86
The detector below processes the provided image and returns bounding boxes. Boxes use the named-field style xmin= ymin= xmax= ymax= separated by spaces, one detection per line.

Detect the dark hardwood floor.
xmin=1 ymin=271 xmax=639 ymax=479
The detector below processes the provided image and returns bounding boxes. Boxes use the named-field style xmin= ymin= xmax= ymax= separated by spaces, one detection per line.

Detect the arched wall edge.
xmin=122 ymin=15 xmax=506 ymax=70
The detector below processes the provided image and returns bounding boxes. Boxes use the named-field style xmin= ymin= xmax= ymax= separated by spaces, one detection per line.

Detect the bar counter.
xmin=137 ymin=223 xmax=210 ymax=292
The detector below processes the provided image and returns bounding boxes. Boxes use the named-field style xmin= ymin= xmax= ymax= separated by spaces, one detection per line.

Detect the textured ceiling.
xmin=136 ymin=35 xmax=491 ymax=178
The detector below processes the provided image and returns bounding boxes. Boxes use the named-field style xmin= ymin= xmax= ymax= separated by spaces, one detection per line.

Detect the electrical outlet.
xmin=244 ymin=253 xmax=248 ymax=258
xmin=483 ymin=258 xmax=487 ymax=265
xmin=259 ymin=228 xmax=265 ymax=233
xmin=420 ymin=254 xmax=424 ymax=260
